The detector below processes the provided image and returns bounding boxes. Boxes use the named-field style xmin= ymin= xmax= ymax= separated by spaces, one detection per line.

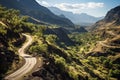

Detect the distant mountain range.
xmin=0 ymin=0 xmax=74 ymax=28
xmin=48 ymin=7 xmax=104 ymax=26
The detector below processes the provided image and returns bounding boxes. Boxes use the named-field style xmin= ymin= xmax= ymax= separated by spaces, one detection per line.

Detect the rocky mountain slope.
xmin=87 ymin=5 xmax=120 ymax=79
xmin=91 ymin=5 xmax=120 ymax=30
xmin=0 ymin=0 xmax=74 ymax=28
xmin=92 ymin=5 xmax=120 ymax=53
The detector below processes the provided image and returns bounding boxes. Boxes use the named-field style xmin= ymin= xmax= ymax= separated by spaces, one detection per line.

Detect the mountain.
xmin=104 ymin=5 xmax=120 ymax=24
xmin=86 ymin=6 xmax=120 ymax=79
xmin=90 ymin=5 xmax=120 ymax=62
xmin=91 ymin=5 xmax=120 ymax=30
xmin=0 ymin=0 xmax=74 ymax=28
xmin=48 ymin=7 xmax=103 ymax=26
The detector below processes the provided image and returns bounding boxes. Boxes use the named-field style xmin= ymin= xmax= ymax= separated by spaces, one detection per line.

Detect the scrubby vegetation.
xmin=28 ymin=28 xmax=120 ymax=80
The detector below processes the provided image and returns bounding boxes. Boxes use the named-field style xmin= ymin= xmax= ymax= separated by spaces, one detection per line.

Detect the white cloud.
xmin=54 ymin=2 xmax=104 ymax=14
xmin=87 ymin=2 xmax=104 ymax=8
xmin=36 ymin=0 xmax=50 ymax=7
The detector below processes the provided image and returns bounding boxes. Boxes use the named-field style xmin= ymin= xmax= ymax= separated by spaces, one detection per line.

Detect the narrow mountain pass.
xmin=5 ymin=34 xmax=37 ymax=80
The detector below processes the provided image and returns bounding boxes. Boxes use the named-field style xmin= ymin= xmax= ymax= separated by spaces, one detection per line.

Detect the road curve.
xmin=99 ymin=41 xmax=120 ymax=48
xmin=5 ymin=34 xmax=37 ymax=80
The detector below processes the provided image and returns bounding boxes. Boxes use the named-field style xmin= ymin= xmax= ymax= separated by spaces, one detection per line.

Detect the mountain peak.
xmin=104 ymin=5 xmax=120 ymax=23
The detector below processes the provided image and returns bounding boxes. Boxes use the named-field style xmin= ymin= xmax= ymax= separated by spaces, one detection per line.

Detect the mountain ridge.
xmin=48 ymin=7 xmax=103 ymax=26
xmin=0 ymin=0 xmax=74 ymax=28
xmin=91 ymin=5 xmax=120 ymax=30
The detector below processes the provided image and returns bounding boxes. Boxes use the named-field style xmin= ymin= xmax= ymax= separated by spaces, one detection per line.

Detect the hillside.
xmin=0 ymin=6 xmax=44 ymax=79
xmin=90 ymin=5 xmax=120 ymax=56
xmin=0 ymin=0 xmax=74 ymax=28
xmin=48 ymin=7 xmax=103 ymax=26
xmin=88 ymin=5 xmax=120 ymax=79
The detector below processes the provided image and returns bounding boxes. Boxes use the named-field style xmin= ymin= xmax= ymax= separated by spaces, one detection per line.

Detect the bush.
xmin=55 ymin=56 xmax=66 ymax=72
xmin=29 ymin=44 xmax=48 ymax=54
xmin=103 ymin=59 xmax=112 ymax=68
xmin=109 ymin=69 xmax=120 ymax=78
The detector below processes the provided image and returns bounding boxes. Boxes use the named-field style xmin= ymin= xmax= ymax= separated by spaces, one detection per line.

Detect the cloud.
xmin=36 ymin=0 xmax=50 ymax=7
xmin=54 ymin=2 xmax=104 ymax=14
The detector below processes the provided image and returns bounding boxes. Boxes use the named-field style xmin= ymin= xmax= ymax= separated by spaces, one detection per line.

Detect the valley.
xmin=0 ymin=0 xmax=120 ymax=80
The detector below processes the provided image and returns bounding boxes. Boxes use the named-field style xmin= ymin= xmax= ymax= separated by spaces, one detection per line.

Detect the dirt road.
xmin=5 ymin=34 xmax=37 ymax=80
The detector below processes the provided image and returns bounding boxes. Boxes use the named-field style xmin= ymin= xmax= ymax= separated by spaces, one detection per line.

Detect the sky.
xmin=35 ymin=0 xmax=120 ymax=17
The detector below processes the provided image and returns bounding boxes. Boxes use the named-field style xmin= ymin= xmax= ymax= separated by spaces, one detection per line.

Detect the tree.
xmin=46 ymin=34 xmax=58 ymax=44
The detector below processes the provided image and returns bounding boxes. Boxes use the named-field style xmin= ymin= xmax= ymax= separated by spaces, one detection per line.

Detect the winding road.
xmin=98 ymin=30 xmax=120 ymax=48
xmin=5 ymin=34 xmax=37 ymax=80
